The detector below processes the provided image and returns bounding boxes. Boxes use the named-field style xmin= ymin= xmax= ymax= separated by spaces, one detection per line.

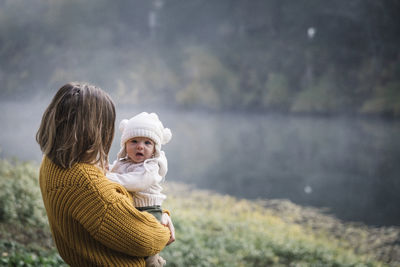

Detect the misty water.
xmin=1 ymin=100 xmax=399 ymax=226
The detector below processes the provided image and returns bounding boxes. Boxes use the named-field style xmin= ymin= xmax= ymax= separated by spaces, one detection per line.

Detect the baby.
xmin=107 ymin=112 xmax=172 ymax=267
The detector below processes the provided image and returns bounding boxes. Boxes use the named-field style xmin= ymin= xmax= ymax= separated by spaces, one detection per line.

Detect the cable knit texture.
xmin=39 ymin=156 xmax=170 ymax=267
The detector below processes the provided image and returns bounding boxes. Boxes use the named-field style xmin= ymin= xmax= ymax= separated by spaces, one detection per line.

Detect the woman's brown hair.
xmin=36 ymin=82 xmax=115 ymax=169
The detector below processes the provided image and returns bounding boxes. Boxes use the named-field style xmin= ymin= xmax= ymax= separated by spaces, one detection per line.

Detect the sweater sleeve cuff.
xmin=162 ymin=209 xmax=170 ymax=217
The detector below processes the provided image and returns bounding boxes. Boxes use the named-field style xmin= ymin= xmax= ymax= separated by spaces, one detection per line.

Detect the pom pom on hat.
xmin=117 ymin=112 xmax=172 ymax=159
xmin=119 ymin=119 xmax=129 ymax=132
xmin=162 ymin=128 xmax=172 ymax=144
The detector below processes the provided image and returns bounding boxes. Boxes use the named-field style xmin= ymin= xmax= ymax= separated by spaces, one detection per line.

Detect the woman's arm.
xmin=95 ymin=192 xmax=170 ymax=256
xmin=71 ymin=174 xmax=170 ymax=257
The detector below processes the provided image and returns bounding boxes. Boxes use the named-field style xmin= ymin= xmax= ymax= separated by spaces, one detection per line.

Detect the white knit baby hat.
xmin=117 ymin=112 xmax=172 ymax=159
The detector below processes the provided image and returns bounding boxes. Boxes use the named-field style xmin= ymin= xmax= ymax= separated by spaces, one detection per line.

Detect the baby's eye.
xmin=131 ymin=139 xmax=138 ymax=143
xmin=145 ymin=140 xmax=152 ymax=145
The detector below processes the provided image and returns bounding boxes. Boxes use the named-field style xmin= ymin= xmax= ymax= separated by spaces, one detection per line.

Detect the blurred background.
xmin=0 ymin=0 xmax=399 ymax=226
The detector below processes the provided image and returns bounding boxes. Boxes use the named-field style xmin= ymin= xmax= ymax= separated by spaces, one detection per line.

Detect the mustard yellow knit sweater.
xmin=39 ymin=156 xmax=170 ymax=267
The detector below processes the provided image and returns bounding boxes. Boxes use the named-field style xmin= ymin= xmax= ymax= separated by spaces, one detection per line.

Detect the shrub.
xmin=176 ymin=45 xmax=240 ymax=110
xmin=291 ymin=70 xmax=350 ymax=114
xmin=0 ymin=159 xmax=47 ymax=226
xmin=0 ymin=240 xmax=66 ymax=267
xmin=360 ymin=81 xmax=400 ymax=116
xmin=262 ymin=72 xmax=292 ymax=110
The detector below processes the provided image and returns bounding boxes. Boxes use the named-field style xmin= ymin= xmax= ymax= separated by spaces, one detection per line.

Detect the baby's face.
xmin=125 ymin=137 xmax=155 ymax=163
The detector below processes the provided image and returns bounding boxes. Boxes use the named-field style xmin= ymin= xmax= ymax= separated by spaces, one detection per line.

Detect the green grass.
xmin=0 ymin=159 xmax=394 ymax=266
xmin=0 ymin=240 xmax=66 ymax=267
xmin=160 ymin=184 xmax=385 ymax=267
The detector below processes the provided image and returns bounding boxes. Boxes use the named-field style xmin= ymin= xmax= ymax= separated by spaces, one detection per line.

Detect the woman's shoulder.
xmin=80 ymin=164 xmax=132 ymax=203
xmin=41 ymin=156 xmax=132 ymax=203
xmin=41 ymin=156 xmax=103 ymax=187
xmin=78 ymin=162 xmax=104 ymax=178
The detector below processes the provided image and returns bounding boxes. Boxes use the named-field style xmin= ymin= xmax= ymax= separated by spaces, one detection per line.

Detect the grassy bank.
xmin=161 ymin=184 xmax=399 ymax=267
xmin=0 ymin=159 xmax=398 ymax=266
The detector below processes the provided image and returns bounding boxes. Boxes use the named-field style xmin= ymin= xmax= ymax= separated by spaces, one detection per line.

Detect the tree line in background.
xmin=1 ymin=0 xmax=399 ymax=116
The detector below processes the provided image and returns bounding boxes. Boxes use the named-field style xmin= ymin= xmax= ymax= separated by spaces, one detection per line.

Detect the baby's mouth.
xmin=136 ymin=152 xmax=144 ymax=156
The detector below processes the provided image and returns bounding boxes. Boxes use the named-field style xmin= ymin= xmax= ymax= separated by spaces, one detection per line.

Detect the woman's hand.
xmin=161 ymin=213 xmax=175 ymax=245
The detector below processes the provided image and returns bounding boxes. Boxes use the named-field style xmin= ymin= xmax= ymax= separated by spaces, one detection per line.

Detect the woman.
xmin=36 ymin=82 xmax=174 ymax=266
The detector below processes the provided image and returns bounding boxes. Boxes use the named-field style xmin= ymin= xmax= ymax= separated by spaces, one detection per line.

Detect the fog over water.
xmin=1 ymin=100 xmax=399 ymax=226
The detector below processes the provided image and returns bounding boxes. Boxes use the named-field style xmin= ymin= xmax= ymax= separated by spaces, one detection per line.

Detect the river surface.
xmin=1 ymin=100 xmax=399 ymax=226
